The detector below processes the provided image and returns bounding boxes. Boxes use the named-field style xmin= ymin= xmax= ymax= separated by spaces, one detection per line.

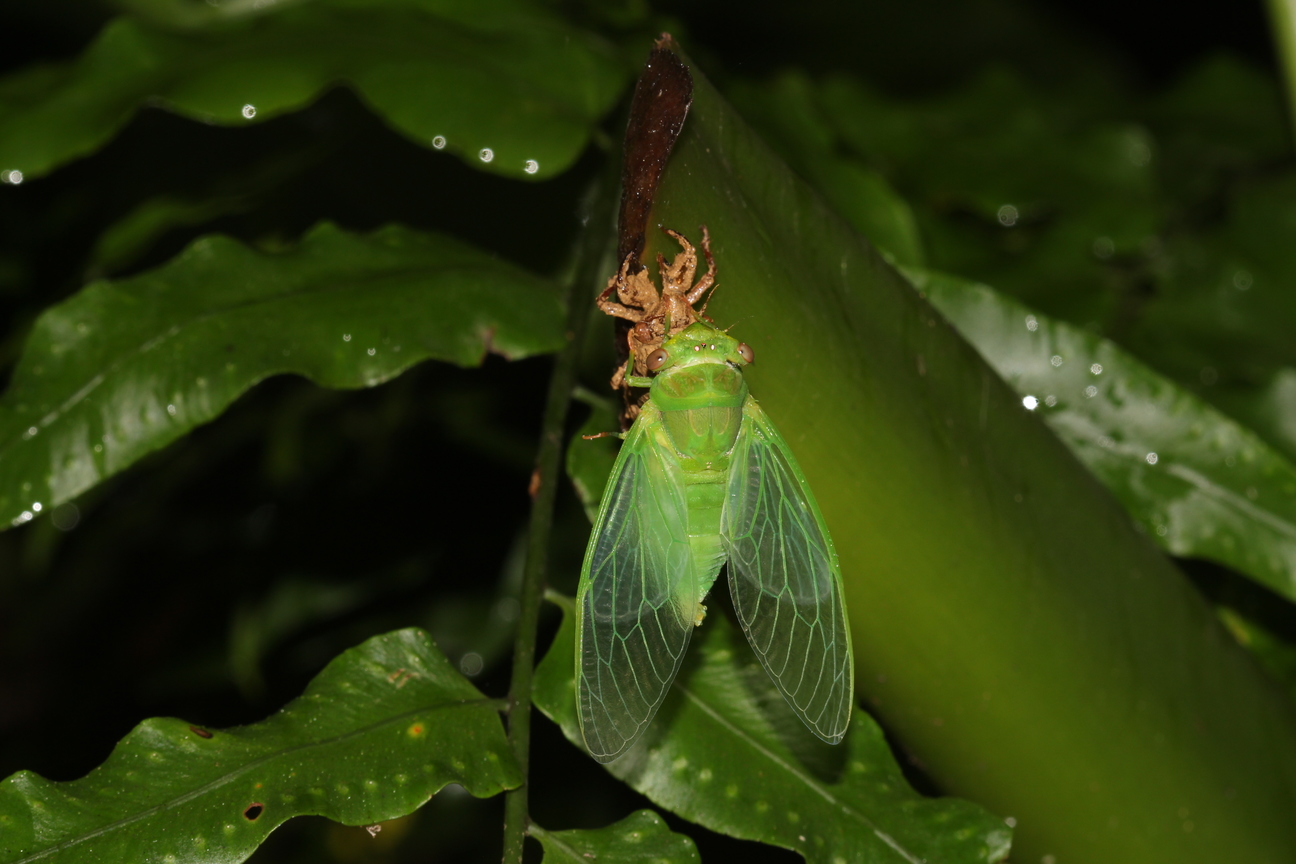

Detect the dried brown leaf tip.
xmin=598 ymin=226 xmax=717 ymax=404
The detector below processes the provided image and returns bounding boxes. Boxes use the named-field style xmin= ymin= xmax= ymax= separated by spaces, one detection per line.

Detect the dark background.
xmin=0 ymin=1 xmax=1279 ymax=861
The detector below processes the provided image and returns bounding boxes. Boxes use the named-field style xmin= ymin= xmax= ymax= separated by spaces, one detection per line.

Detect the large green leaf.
xmin=0 ymin=628 xmax=520 ymax=863
xmin=534 ymin=600 xmax=1011 ymax=863
xmin=914 ymin=267 xmax=1296 ymax=601
xmin=0 ymin=0 xmax=626 ymax=183
xmin=0 ymin=222 xmax=562 ymax=529
xmin=530 ymin=809 xmax=700 ymax=864
xmin=638 ymin=56 xmax=1296 ymax=863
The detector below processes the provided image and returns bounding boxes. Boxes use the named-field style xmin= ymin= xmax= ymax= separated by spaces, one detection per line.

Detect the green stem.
xmin=500 ymin=173 xmax=615 ymax=864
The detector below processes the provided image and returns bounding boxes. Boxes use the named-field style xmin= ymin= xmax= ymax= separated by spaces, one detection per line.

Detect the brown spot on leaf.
xmin=190 ymin=726 xmax=213 ymax=739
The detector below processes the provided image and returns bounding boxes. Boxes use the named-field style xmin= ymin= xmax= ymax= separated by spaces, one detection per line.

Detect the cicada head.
xmin=651 ymin=322 xmax=752 ymax=375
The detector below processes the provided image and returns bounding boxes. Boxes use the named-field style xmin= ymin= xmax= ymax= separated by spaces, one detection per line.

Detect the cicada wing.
xmin=722 ymin=399 xmax=854 ymax=743
xmin=576 ymin=404 xmax=698 ymax=763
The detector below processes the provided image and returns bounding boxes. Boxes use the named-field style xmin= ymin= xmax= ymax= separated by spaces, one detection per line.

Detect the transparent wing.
xmin=723 ymin=399 xmax=854 ymax=743
xmin=576 ymin=405 xmax=697 ymax=762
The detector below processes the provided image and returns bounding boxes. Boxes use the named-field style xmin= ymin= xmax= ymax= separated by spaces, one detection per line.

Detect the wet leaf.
xmin=0 ymin=0 xmax=626 ymax=182
xmin=534 ymin=600 xmax=1011 ymax=863
xmin=0 ymin=222 xmax=563 ymax=529
xmin=0 ymin=628 xmax=520 ymax=863
xmin=916 ymin=267 xmax=1296 ymax=602
xmin=530 ymin=809 xmax=700 ymax=864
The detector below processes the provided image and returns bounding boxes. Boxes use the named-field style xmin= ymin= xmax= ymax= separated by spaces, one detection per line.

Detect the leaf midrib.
xmin=8 ymin=696 xmax=499 ymax=863
xmin=673 ymin=682 xmax=925 ymax=864
xmin=0 ymin=261 xmax=519 ymax=465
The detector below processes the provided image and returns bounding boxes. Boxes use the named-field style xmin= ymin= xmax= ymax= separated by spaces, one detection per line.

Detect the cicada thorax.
xmin=650 ymin=361 xmax=747 ymax=464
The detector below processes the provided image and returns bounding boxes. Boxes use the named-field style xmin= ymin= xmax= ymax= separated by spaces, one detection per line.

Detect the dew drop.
xmin=1146 ymin=452 xmax=1158 ymax=465
xmin=342 ymin=334 xmax=351 ymax=342
xmin=241 ymin=104 xmax=256 ymax=119
xmin=1025 ymin=314 xmax=1038 ymax=332
xmin=997 ymin=204 xmax=1019 ymax=227
xmin=432 ymin=135 xmax=446 ymax=149
xmin=524 ymin=159 xmax=539 ymax=174
xmin=479 ymin=148 xmax=494 ymax=163
xmin=367 ymin=347 xmax=376 ymax=356
xmin=1022 ymin=395 xmax=1039 ymax=411
xmin=3 ymin=169 xmax=23 ymax=185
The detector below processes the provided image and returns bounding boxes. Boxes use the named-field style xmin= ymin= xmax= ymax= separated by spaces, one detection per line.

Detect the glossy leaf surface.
xmin=0 ymin=628 xmax=520 ymax=863
xmin=639 ymin=59 xmax=1296 ymax=862
xmin=917 ymin=268 xmax=1296 ymax=601
xmin=0 ymin=0 xmax=626 ymax=182
xmin=536 ymin=601 xmax=1011 ymax=864
xmin=530 ymin=809 xmax=700 ymax=864
xmin=0 ymin=222 xmax=563 ymax=529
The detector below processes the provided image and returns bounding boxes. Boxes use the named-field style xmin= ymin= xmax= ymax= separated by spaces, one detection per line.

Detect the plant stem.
xmin=500 ymin=172 xmax=615 ymax=864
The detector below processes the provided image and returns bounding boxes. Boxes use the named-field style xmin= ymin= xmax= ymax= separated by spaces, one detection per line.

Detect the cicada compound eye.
xmin=736 ymin=342 xmax=754 ymax=364
xmin=646 ymin=348 xmax=670 ymax=372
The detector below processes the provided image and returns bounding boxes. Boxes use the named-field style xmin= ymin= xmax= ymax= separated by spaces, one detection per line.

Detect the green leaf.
xmin=565 ymin=389 xmax=619 ymax=524
xmin=914 ymin=267 xmax=1296 ymax=602
xmin=794 ymin=68 xmax=1159 ymax=330
xmin=89 ymin=195 xmax=257 ymax=275
xmin=0 ymin=222 xmax=563 ymax=529
xmin=725 ymin=71 xmax=925 ymax=268
xmin=0 ymin=627 xmax=521 ymax=863
xmin=529 ymin=810 xmax=700 ymax=864
xmin=639 ymin=57 xmax=1296 ymax=863
xmin=0 ymin=0 xmax=627 ymax=182
xmin=535 ymin=601 xmax=1012 ymax=864
xmin=1135 ymin=171 xmax=1296 ymax=386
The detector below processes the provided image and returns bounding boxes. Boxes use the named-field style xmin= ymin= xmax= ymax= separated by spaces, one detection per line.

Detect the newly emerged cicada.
xmin=576 ymin=318 xmax=854 ymax=762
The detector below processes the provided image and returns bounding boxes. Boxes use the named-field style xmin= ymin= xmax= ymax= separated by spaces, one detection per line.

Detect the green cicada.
xmin=576 ymin=320 xmax=854 ymax=762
